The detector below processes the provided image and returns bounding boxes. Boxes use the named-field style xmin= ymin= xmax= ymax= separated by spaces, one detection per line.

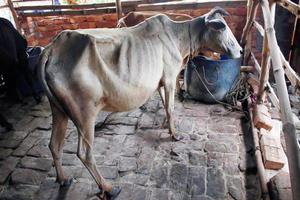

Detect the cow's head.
xmin=201 ymin=7 xmax=242 ymax=59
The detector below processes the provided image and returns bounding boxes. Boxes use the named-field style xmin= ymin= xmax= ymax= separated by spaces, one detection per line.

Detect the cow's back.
xmin=44 ymin=21 xmax=176 ymax=111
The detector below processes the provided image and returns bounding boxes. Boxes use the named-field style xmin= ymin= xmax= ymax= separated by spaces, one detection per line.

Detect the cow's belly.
xmin=102 ymin=84 xmax=157 ymax=112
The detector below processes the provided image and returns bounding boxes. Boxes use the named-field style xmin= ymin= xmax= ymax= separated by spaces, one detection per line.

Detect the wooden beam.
xmin=276 ymin=0 xmax=300 ymax=16
xmin=133 ymin=1 xmax=246 ymax=12
xmin=280 ymin=51 xmax=300 ymax=91
xmin=0 ymin=4 xmax=9 ymax=9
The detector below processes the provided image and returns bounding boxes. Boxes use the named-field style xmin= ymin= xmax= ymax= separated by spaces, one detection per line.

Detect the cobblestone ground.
xmin=0 ymin=93 xmax=261 ymax=200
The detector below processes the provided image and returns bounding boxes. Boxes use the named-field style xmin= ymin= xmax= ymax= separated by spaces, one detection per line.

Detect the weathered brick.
xmin=0 ymin=156 xmax=19 ymax=184
xmin=13 ymin=136 xmax=40 ymax=157
xmin=11 ymin=168 xmax=47 ymax=185
xmin=169 ymin=163 xmax=188 ymax=191
xmin=119 ymin=157 xmax=137 ymax=172
xmin=20 ymin=156 xmax=52 ymax=171
xmin=207 ymin=168 xmax=226 ymax=199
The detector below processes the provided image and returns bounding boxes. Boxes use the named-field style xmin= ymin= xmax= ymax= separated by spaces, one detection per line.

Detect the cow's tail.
xmin=38 ymin=49 xmax=65 ymax=114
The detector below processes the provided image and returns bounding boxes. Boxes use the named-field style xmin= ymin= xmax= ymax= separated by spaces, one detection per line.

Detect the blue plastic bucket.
xmin=184 ymin=55 xmax=241 ymax=103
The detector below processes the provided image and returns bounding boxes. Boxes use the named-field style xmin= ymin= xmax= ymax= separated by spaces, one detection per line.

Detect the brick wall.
xmin=20 ymin=14 xmax=118 ymax=46
xmin=18 ymin=4 xmax=253 ymax=47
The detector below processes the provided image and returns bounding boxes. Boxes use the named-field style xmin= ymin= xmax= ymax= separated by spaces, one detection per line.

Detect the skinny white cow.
xmin=39 ymin=7 xmax=242 ymax=199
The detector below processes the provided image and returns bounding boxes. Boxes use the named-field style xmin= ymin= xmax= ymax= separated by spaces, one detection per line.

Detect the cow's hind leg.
xmin=49 ymin=102 xmax=73 ymax=186
xmin=75 ymin=109 xmax=121 ymax=199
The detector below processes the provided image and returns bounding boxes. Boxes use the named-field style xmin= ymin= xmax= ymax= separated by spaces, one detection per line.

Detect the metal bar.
xmin=14 ymin=1 xmax=140 ymax=11
xmin=20 ymin=7 xmax=117 ymax=16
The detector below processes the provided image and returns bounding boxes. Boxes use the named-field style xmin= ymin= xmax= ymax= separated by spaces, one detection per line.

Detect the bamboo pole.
xmin=6 ymin=0 xmax=21 ymax=33
xmin=257 ymin=2 xmax=275 ymax=103
xmin=240 ymin=0 xmax=259 ymax=47
xmin=257 ymin=32 xmax=270 ymax=103
xmin=115 ymin=0 xmax=122 ymax=20
xmin=249 ymin=108 xmax=271 ymax=200
xmin=260 ymin=0 xmax=300 ymax=199
xmin=251 ymin=52 xmax=280 ymax=110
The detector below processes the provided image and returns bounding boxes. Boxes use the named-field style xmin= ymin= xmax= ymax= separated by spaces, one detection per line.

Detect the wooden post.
xmin=115 ymin=0 xmax=122 ymax=20
xmin=240 ymin=0 xmax=259 ymax=47
xmin=257 ymin=33 xmax=270 ymax=103
xmin=260 ymin=0 xmax=300 ymax=199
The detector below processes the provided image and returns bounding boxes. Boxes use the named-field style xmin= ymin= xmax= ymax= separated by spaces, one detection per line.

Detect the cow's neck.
xmin=171 ymin=16 xmax=206 ymax=60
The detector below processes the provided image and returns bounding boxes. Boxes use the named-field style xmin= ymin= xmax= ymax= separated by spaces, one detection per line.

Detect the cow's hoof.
xmin=58 ymin=177 xmax=76 ymax=187
xmin=172 ymin=134 xmax=184 ymax=141
xmin=106 ymin=186 xmax=122 ymax=200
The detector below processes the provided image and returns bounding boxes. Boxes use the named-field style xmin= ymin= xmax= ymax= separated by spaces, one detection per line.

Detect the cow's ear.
xmin=206 ymin=19 xmax=226 ymax=31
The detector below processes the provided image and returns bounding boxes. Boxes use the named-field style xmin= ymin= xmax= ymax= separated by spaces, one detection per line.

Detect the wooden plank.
xmin=241 ymin=65 xmax=255 ymax=72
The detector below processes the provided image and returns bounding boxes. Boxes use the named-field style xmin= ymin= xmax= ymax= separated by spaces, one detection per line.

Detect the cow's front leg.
xmin=164 ymin=82 xmax=183 ymax=141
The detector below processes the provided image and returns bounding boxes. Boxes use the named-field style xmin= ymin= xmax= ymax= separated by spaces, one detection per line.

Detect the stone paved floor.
xmin=0 ymin=93 xmax=261 ymax=200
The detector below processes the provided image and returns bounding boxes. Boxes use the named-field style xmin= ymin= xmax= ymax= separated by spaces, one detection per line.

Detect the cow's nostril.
xmin=240 ymin=50 xmax=244 ymax=54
